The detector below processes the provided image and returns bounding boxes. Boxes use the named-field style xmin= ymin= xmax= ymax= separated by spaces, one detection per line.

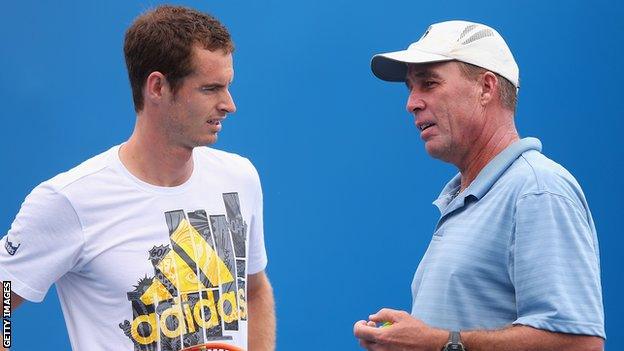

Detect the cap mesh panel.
xmin=459 ymin=24 xmax=478 ymax=39
xmin=461 ymin=29 xmax=494 ymax=45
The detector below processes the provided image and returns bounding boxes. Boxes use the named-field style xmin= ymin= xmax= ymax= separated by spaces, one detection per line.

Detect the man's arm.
xmin=1 ymin=292 xmax=24 ymax=351
xmin=10 ymin=292 xmax=23 ymax=310
xmin=462 ymin=324 xmax=603 ymax=351
xmin=353 ymin=308 xmax=603 ymax=351
xmin=247 ymin=271 xmax=275 ymax=351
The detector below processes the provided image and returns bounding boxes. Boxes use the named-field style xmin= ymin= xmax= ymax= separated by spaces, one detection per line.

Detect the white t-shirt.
xmin=0 ymin=145 xmax=267 ymax=351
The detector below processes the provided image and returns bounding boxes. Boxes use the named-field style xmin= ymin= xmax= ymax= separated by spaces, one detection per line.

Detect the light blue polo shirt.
xmin=411 ymin=137 xmax=605 ymax=338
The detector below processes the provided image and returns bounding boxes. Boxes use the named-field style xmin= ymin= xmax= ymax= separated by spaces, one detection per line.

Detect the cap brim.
xmin=371 ymin=49 xmax=453 ymax=82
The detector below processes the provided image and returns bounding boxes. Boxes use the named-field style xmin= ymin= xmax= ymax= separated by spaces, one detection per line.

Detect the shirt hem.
xmin=513 ymin=317 xmax=605 ymax=339
xmin=247 ymin=257 xmax=268 ymax=275
xmin=0 ymin=265 xmax=45 ymax=302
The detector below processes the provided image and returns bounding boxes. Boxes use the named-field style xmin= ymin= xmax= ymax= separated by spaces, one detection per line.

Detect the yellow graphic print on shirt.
xmin=119 ymin=193 xmax=248 ymax=351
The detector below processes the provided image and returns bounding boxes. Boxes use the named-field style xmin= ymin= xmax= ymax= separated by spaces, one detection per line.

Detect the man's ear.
xmin=144 ymin=71 xmax=168 ymax=105
xmin=480 ymin=71 xmax=498 ymax=107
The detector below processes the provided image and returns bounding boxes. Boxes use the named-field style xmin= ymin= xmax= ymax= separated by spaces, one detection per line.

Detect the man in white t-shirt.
xmin=0 ymin=5 xmax=275 ymax=351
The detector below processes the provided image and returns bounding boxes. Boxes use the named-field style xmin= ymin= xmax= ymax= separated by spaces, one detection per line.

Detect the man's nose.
xmin=220 ymin=90 xmax=237 ymax=114
xmin=406 ymin=89 xmax=425 ymax=114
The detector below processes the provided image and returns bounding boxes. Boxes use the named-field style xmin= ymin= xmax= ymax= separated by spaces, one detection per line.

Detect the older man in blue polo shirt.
xmin=353 ymin=21 xmax=605 ymax=351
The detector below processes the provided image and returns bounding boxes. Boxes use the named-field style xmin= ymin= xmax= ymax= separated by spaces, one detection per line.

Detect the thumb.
xmin=369 ymin=308 xmax=405 ymax=323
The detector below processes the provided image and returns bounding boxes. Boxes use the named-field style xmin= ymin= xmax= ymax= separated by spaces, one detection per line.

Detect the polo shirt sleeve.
xmin=0 ymin=183 xmax=85 ymax=303
xmin=510 ymin=191 xmax=605 ymax=338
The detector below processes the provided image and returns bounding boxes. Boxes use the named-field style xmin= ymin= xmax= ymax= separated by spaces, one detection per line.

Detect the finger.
xmin=353 ymin=321 xmax=381 ymax=342
xmin=353 ymin=320 xmax=368 ymax=335
xmin=369 ymin=308 xmax=404 ymax=323
xmin=359 ymin=337 xmax=385 ymax=351
xmin=366 ymin=320 xmax=377 ymax=327
xmin=359 ymin=338 xmax=377 ymax=350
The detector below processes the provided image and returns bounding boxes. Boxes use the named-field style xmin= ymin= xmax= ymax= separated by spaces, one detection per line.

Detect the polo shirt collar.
xmin=433 ymin=137 xmax=542 ymax=214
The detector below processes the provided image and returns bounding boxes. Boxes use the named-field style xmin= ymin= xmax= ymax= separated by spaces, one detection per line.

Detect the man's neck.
xmin=119 ymin=122 xmax=195 ymax=187
xmin=458 ymin=128 xmax=519 ymax=192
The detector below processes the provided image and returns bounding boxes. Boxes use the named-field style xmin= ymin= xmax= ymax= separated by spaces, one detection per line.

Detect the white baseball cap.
xmin=371 ymin=20 xmax=520 ymax=89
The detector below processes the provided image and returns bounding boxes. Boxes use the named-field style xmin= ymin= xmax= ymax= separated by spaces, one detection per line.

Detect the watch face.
xmin=445 ymin=344 xmax=464 ymax=351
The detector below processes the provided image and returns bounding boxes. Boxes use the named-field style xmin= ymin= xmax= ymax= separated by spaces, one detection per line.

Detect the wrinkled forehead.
xmin=406 ymin=61 xmax=457 ymax=80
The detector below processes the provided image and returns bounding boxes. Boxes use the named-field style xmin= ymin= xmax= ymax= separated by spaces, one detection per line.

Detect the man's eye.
xmin=201 ymin=86 xmax=218 ymax=92
xmin=424 ymin=81 xmax=437 ymax=88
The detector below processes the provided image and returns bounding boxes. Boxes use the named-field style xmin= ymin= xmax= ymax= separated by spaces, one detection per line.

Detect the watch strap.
xmin=442 ymin=331 xmax=466 ymax=351
xmin=450 ymin=331 xmax=460 ymax=344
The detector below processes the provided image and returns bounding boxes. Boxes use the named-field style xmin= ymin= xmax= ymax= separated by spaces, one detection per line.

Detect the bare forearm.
xmin=2 ymin=291 xmax=23 ymax=351
xmin=247 ymin=273 xmax=275 ymax=351
xmin=462 ymin=325 xmax=603 ymax=351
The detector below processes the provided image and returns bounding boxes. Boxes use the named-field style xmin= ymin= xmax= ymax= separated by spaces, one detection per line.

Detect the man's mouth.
xmin=207 ymin=119 xmax=222 ymax=126
xmin=419 ymin=122 xmax=435 ymax=131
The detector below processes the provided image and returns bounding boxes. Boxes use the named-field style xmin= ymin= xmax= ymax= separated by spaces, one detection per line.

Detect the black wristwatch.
xmin=441 ymin=331 xmax=466 ymax=351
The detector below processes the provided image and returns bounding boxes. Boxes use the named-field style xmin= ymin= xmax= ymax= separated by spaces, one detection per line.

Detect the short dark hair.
xmin=457 ymin=61 xmax=517 ymax=111
xmin=124 ymin=5 xmax=234 ymax=112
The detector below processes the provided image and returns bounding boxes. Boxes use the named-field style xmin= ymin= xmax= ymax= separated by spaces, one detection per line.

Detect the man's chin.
xmin=424 ymin=142 xmax=442 ymax=158
xmin=195 ymin=135 xmax=218 ymax=147
xmin=424 ymin=142 xmax=451 ymax=162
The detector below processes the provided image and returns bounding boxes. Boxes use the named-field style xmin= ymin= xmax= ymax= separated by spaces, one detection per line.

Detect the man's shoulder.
xmin=194 ymin=146 xmax=258 ymax=177
xmin=40 ymin=146 xmax=118 ymax=195
xmin=507 ymin=149 xmax=584 ymax=200
xmin=20 ymin=146 xmax=118 ymax=216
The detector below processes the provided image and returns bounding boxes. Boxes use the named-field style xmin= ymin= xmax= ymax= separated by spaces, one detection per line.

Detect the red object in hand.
xmin=181 ymin=343 xmax=243 ymax=351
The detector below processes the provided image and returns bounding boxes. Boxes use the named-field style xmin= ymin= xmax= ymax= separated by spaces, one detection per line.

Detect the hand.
xmin=353 ymin=308 xmax=447 ymax=351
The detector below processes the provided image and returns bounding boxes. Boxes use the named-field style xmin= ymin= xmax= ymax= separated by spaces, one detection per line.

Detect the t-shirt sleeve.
xmin=0 ymin=183 xmax=85 ymax=302
xmin=245 ymin=159 xmax=267 ymax=275
xmin=510 ymin=192 xmax=604 ymax=338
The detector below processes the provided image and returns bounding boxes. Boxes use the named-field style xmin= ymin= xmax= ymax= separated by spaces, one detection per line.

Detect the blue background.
xmin=1 ymin=1 xmax=622 ymax=350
